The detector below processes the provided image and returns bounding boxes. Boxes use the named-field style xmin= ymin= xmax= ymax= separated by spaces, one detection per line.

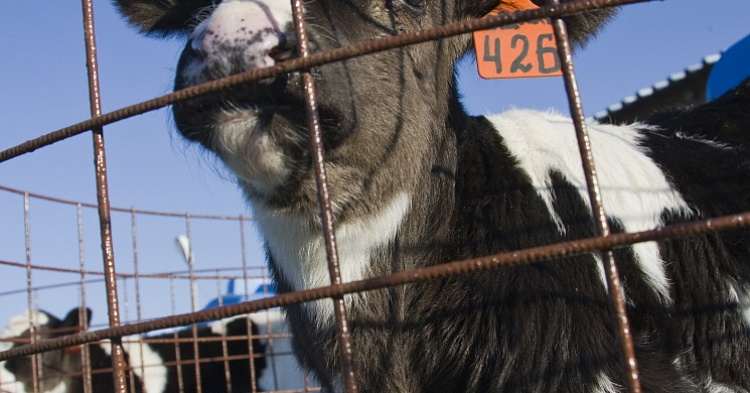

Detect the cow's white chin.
xmin=212 ymin=109 xmax=290 ymax=195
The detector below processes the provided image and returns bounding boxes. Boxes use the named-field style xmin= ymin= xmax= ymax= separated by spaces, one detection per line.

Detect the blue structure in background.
xmin=203 ymin=279 xmax=277 ymax=310
xmin=707 ymin=33 xmax=750 ymax=101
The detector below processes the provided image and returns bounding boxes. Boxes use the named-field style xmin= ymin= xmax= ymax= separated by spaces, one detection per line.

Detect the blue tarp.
xmin=707 ymin=33 xmax=750 ymax=101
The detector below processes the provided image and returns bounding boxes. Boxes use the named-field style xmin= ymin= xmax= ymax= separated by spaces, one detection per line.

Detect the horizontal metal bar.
xmin=0 ymin=0 xmax=648 ymax=163
xmin=2 ymin=209 xmax=747 ymax=361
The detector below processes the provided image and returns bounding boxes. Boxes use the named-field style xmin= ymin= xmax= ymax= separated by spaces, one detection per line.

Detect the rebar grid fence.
xmin=0 ymin=0 xmax=748 ymax=393
xmin=0 ymin=184 xmax=309 ymax=393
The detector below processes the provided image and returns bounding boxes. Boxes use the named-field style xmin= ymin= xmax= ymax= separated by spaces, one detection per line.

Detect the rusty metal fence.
xmin=1 ymin=0 xmax=749 ymax=393
xmin=0 ymin=184 xmax=306 ymax=392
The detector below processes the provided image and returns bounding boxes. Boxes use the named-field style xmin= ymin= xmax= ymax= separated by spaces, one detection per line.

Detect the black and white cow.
xmin=112 ymin=0 xmax=750 ymax=391
xmin=2 ymin=308 xmax=272 ymax=392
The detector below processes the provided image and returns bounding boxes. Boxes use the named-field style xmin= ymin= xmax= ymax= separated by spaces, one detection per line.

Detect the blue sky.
xmin=1 ymin=0 xmax=748 ymax=328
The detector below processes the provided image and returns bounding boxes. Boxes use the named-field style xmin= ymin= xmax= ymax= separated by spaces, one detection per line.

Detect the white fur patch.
xmin=703 ymin=374 xmax=749 ymax=393
xmin=726 ymin=280 xmax=750 ymax=328
xmin=594 ymin=372 xmax=621 ymax=393
xmin=0 ymin=310 xmax=64 ymax=393
xmin=2 ymin=310 xmax=49 ymax=341
xmin=209 ymin=310 xmax=312 ymax=391
xmin=0 ymin=374 xmax=67 ymax=393
xmin=254 ymin=192 xmax=412 ymax=324
xmin=249 ymin=310 xmax=311 ymax=390
xmin=0 ymin=367 xmax=36 ymax=393
xmin=213 ymin=111 xmax=291 ymax=194
xmin=100 ymin=339 xmax=168 ymax=393
xmin=488 ymin=109 xmax=690 ymax=301
xmin=2 ymin=310 xmax=166 ymax=393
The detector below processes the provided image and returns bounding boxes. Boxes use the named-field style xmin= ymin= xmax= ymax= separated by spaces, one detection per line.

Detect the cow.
xmin=111 ymin=0 xmax=750 ymax=391
xmin=2 ymin=307 xmax=268 ymax=392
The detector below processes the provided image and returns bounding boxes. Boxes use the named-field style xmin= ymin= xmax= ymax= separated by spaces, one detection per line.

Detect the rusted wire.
xmin=23 ymin=192 xmax=40 ymax=393
xmin=183 ymin=214 xmax=203 ymax=393
xmin=239 ymin=217 xmax=262 ymax=393
xmin=0 ymin=1 xmax=737 ymax=393
xmin=212 ymin=274 xmax=234 ymax=393
xmin=80 ymin=0 xmax=128 ymax=390
xmin=549 ymin=2 xmax=641 ymax=390
xmin=0 ymin=0 xmax=648 ymax=164
xmin=77 ymin=203 xmax=94 ymax=393
xmin=130 ymin=208 xmax=149 ymax=393
xmin=5 ymin=350 xmax=277 ymax=378
xmin=169 ymin=277 xmax=186 ymax=393
xmin=0 ymin=184 xmax=248 ymax=220
xmin=119 ymin=280 xmax=138 ymax=392
xmin=0 ymin=260 xmax=269 ymax=290
xmin=289 ymin=0 xmax=358 ymax=391
xmin=3 ymin=210 xmax=749 ymax=362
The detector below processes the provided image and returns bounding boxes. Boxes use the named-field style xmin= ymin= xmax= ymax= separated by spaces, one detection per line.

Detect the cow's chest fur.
xmin=259 ymin=108 xmax=750 ymax=392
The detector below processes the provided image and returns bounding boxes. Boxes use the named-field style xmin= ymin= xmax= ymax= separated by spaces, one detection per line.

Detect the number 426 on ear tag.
xmin=473 ymin=0 xmax=562 ymax=79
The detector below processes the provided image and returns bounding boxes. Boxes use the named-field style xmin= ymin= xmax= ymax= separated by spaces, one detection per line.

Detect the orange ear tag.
xmin=472 ymin=0 xmax=563 ymax=79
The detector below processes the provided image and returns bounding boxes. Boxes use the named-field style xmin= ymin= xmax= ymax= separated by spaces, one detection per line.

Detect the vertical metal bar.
xmin=170 ymin=277 xmax=186 ymax=393
xmin=259 ymin=268 xmax=281 ymax=392
xmin=290 ymin=0 xmax=358 ymax=391
xmin=121 ymin=278 xmax=130 ymax=327
xmin=184 ymin=215 xmax=203 ymax=393
xmin=246 ymin=318 xmax=261 ymax=393
xmin=120 ymin=279 xmax=138 ymax=393
xmin=239 ymin=216 xmax=260 ymax=392
xmin=184 ymin=215 xmax=200 ymax=313
xmin=239 ymin=216 xmax=250 ymax=299
xmin=548 ymin=3 xmax=641 ymax=391
xmin=213 ymin=272 xmax=234 ymax=393
xmin=80 ymin=0 xmax=128 ymax=390
xmin=23 ymin=193 xmax=40 ymax=393
xmin=130 ymin=208 xmax=147 ymax=393
xmin=77 ymin=203 xmax=94 ymax=393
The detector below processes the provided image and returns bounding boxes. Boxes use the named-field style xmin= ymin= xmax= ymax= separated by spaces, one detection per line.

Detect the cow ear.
xmin=555 ymin=4 xmax=618 ymax=48
xmin=470 ymin=1 xmax=618 ymax=49
xmin=60 ymin=308 xmax=92 ymax=330
xmin=113 ymin=0 xmax=214 ymax=37
xmin=529 ymin=0 xmax=618 ymax=48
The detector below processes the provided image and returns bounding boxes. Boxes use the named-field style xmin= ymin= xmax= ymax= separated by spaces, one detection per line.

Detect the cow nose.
xmin=268 ymin=33 xmax=296 ymax=62
xmin=186 ymin=0 xmax=295 ymax=81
